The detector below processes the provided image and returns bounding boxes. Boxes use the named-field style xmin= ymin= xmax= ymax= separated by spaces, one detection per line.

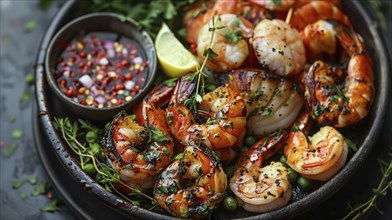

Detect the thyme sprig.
xmin=342 ymin=147 xmax=392 ymax=220
xmin=184 ymin=15 xmax=224 ymax=111
xmin=53 ymin=117 xmax=157 ymax=207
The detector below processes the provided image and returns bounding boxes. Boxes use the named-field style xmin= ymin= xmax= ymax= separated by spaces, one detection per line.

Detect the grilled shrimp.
xmin=301 ymin=20 xmax=337 ymax=62
xmin=304 ymin=20 xmax=374 ymax=127
xmin=290 ymin=1 xmax=351 ymax=30
xmin=221 ymin=68 xmax=304 ymax=137
xmin=105 ymin=85 xmax=175 ymax=191
xmin=104 ymin=109 xmax=174 ymax=191
xmin=250 ymin=0 xmax=295 ymax=11
xmin=166 ymin=74 xmax=247 ymax=152
xmin=230 ymin=132 xmax=291 ymax=213
xmin=284 ymin=124 xmax=348 ymax=181
xmin=197 ymin=14 xmax=254 ymax=73
xmin=251 ymin=19 xmax=306 ymax=76
xmin=154 ymin=145 xmax=226 ymax=218
xmin=183 ymin=0 xmax=270 ymax=44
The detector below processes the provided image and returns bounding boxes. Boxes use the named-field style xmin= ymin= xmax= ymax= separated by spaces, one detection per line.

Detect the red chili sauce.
xmin=55 ymin=32 xmax=148 ymax=108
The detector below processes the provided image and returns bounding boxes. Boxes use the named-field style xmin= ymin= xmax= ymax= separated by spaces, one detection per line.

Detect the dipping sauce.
xmin=55 ymin=32 xmax=148 ymax=108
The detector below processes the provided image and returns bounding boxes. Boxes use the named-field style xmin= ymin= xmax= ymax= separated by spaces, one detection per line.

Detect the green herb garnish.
xmin=12 ymin=180 xmax=25 ymax=189
xmin=261 ymin=108 xmax=274 ymax=116
xmin=25 ymin=73 xmax=34 ymax=85
xmin=28 ymin=177 xmax=38 ymax=185
xmin=344 ymin=137 xmax=358 ymax=152
xmin=184 ymin=15 xmax=221 ymax=111
xmin=11 ymin=129 xmax=24 ymax=139
xmin=19 ymin=191 xmax=28 ymax=200
xmin=331 ymin=84 xmax=348 ymax=101
xmin=225 ymin=29 xmax=242 ymax=44
xmin=31 ymin=182 xmax=51 ymax=196
xmin=148 ymin=128 xmax=169 ymax=144
xmin=88 ymin=0 xmax=195 ymax=39
xmin=9 ymin=115 xmax=16 ymax=123
xmin=164 ymin=78 xmax=178 ymax=87
xmin=231 ymin=17 xmax=241 ymax=27
xmin=2 ymin=143 xmax=18 ymax=157
xmin=272 ymin=0 xmax=282 ymax=6
xmin=343 ymin=147 xmax=392 ymax=220
xmin=40 ymin=199 xmax=60 ymax=212
xmin=38 ymin=0 xmax=53 ymax=10
xmin=369 ymin=0 xmax=388 ymax=32
xmin=20 ymin=89 xmax=32 ymax=103
xmin=24 ymin=20 xmax=37 ymax=32
xmin=54 ymin=117 xmax=157 ymax=206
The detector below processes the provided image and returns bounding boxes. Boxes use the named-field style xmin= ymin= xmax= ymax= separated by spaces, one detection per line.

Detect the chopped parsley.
xmin=158 ymin=183 xmax=178 ymax=194
xmin=272 ymin=0 xmax=282 ymax=6
xmin=344 ymin=137 xmax=358 ymax=152
xmin=144 ymin=151 xmax=161 ymax=164
xmin=148 ymin=128 xmax=169 ymax=144
xmin=24 ymin=20 xmax=37 ymax=32
xmin=2 ymin=143 xmax=18 ymax=157
xmin=167 ymin=112 xmax=173 ymax=124
xmin=12 ymin=129 xmax=24 ymax=139
xmin=40 ymin=199 xmax=60 ymax=212
xmin=225 ymin=29 xmax=243 ymax=44
xmin=12 ymin=180 xmax=25 ymax=189
xmin=261 ymin=108 xmax=274 ymax=116
xmin=31 ymin=182 xmax=51 ymax=196
xmin=164 ymin=78 xmax=178 ymax=87
xmin=231 ymin=17 xmax=241 ymax=27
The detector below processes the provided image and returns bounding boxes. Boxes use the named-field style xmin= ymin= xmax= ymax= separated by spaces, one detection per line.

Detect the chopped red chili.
xmin=55 ymin=32 xmax=148 ymax=108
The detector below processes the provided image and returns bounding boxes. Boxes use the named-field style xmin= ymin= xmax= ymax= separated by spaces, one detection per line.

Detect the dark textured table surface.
xmin=1 ymin=0 xmax=391 ymax=219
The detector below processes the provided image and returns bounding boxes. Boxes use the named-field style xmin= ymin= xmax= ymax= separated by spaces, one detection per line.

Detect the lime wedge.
xmin=155 ymin=23 xmax=199 ymax=78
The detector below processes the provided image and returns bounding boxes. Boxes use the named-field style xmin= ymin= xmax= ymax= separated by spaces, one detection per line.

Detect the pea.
xmin=83 ymin=163 xmax=97 ymax=176
xmin=297 ymin=176 xmax=313 ymax=191
xmin=85 ymin=131 xmax=98 ymax=143
xmin=223 ymin=196 xmax=238 ymax=212
xmin=90 ymin=143 xmax=102 ymax=157
xmin=287 ymin=167 xmax=298 ymax=184
xmin=224 ymin=164 xmax=236 ymax=178
xmin=244 ymin=136 xmax=257 ymax=147
xmin=279 ymin=155 xmax=288 ymax=167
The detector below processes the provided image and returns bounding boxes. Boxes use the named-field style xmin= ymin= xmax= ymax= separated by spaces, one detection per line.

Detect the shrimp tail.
xmin=170 ymin=73 xmax=196 ymax=104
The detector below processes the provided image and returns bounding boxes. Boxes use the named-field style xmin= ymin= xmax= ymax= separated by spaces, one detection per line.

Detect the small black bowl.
xmin=45 ymin=13 xmax=157 ymax=121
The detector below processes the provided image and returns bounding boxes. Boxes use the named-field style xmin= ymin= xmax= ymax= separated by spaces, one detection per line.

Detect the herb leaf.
xmin=12 ymin=129 xmax=24 ymax=139
xmin=148 ymin=128 xmax=169 ymax=144
xmin=20 ymin=89 xmax=32 ymax=103
xmin=164 ymin=78 xmax=178 ymax=87
xmin=19 ymin=191 xmax=28 ymax=200
xmin=9 ymin=115 xmax=16 ymax=123
xmin=344 ymin=137 xmax=358 ymax=152
xmin=261 ymin=108 xmax=274 ymax=116
xmin=31 ymin=182 xmax=51 ymax=196
xmin=12 ymin=180 xmax=25 ymax=189
xmin=40 ymin=199 xmax=60 ymax=212
xmin=28 ymin=177 xmax=38 ymax=185
xmin=24 ymin=20 xmax=37 ymax=32
xmin=38 ymin=0 xmax=53 ymax=10
xmin=225 ymin=29 xmax=242 ymax=44
xmin=2 ymin=143 xmax=18 ymax=157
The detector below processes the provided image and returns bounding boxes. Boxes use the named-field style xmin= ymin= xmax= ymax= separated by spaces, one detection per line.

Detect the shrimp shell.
xmin=290 ymin=1 xmax=351 ymax=30
xmin=222 ymin=68 xmax=304 ymax=137
xmin=284 ymin=126 xmax=348 ymax=181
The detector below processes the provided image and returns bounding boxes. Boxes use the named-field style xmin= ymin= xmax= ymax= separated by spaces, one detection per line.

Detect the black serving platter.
xmin=34 ymin=0 xmax=390 ymax=219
